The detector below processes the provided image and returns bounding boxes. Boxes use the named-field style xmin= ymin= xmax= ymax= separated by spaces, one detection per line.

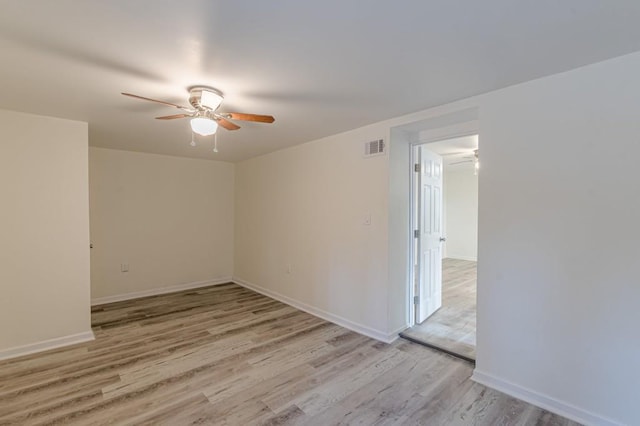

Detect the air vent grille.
xmin=364 ymin=139 xmax=385 ymax=157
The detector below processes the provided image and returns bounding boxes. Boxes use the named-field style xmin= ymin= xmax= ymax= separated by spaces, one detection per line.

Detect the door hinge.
xmin=414 ymin=163 xmax=421 ymax=173
xmin=414 ymin=229 xmax=420 ymax=238
xmin=413 ymin=296 xmax=419 ymax=304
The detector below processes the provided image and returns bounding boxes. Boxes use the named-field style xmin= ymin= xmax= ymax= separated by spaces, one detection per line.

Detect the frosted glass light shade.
xmin=190 ymin=117 xmax=218 ymax=136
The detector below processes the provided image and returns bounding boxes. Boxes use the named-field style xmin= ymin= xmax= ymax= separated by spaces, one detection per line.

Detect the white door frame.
xmin=408 ymin=130 xmax=479 ymax=327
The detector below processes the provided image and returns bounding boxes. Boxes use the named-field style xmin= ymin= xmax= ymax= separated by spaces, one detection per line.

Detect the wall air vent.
xmin=364 ymin=139 xmax=385 ymax=157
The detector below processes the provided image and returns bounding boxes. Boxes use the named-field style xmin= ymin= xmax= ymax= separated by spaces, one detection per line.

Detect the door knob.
xmin=439 ymin=237 xmax=446 ymax=242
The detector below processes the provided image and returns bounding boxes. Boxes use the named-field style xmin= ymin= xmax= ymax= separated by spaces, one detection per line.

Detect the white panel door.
xmin=417 ymin=146 xmax=443 ymax=323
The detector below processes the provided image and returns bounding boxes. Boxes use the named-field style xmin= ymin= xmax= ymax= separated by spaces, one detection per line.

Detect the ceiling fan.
xmin=449 ymin=149 xmax=479 ymax=174
xmin=449 ymin=149 xmax=478 ymax=166
xmin=122 ymin=86 xmax=275 ymax=137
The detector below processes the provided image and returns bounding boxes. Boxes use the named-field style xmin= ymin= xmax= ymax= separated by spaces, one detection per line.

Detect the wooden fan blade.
xmin=156 ymin=114 xmax=191 ymax=120
xmin=227 ymin=112 xmax=275 ymax=123
xmin=122 ymin=92 xmax=189 ymax=110
xmin=217 ymin=118 xmax=241 ymax=131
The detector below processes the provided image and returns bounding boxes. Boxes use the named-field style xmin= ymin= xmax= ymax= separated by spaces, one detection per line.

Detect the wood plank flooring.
xmin=0 ymin=283 xmax=578 ymax=425
xmin=402 ymin=258 xmax=477 ymax=360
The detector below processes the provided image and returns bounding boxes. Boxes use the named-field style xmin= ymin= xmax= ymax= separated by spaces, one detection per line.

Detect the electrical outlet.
xmin=121 ymin=263 xmax=129 ymax=273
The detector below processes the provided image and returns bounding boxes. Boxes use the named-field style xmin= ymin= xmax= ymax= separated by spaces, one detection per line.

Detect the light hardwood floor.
xmin=402 ymin=258 xmax=477 ymax=360
xmin=0 ymin=283 xmax=578 ymax=425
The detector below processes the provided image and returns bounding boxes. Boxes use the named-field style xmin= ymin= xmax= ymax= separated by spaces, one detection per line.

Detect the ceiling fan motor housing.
xmin=188 ymin=86 xmax=224 ymax=111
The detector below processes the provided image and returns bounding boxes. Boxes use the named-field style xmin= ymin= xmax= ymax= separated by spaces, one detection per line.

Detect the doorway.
xmin=401 ymin=134 xmax=479 ymax=362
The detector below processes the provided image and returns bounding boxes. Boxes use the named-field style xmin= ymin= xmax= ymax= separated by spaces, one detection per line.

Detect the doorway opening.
xmin=401 ymin=134 xmax=478 ymax=362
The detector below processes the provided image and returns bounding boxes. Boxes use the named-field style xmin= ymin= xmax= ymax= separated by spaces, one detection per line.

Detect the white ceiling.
xmin=1 ymin=1 xmax=640 ymax=162
xmin=427 ymin=135 xmax=478 ymax=172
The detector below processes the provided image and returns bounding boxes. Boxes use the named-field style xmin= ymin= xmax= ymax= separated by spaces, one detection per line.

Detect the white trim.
xmin=233 ymin=277 xmax=404 ymax=344
xmin=407 ymin=123 xmax=479 ymax=328
xmin=387 ymin=325 xmax=409 ymax=343
xmin=408 ymin=143 xmax=418 ymax=327
xmin=417 ymin=120 xmax=480 ymax=145
xmin=91 ymin=277 xmax=232 ymax=306
xmin=0 ymin=331 xmax=95 ymax=361
xmin=471 ymin=370 xmax=623 ymax=426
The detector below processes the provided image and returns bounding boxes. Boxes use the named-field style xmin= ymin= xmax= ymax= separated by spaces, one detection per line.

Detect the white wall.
xmin=470 ymin=52 xmax=640 ymax=426
xmin=0 ymin=109 xmax=91 ymax=356
xmin=234 ymin=129 xmax=392 ymax=340
xmin=237 ymin=51 xmax=640 ymax=424
xmin=443 ymin=170 xmax=478 ymax=261
xmin=89 ymin=148 xmax=234 ymax=301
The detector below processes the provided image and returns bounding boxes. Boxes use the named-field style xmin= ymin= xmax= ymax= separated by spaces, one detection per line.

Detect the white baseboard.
xmin=233 ymin=277 xmax=403 ymax=344
xmin=471 ymin=370 xmax=622 ymax=426
xmin=386 ymin=325 xmax=408 ymax=343
xmin=91 ymin=277 xmax=232 ymax=306
xmin=0 ymin=330 xmax=95 ymax=362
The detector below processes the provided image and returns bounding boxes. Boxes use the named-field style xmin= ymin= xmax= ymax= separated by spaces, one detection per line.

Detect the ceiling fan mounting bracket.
xmin=188 ymin=86 xmax=224 ymax=111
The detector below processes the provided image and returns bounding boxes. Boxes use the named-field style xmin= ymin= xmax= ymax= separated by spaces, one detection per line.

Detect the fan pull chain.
xmin=213 ymin=133 xmax=218 ymax=153
xmin=190 ymin=132 xmax=196 ymax=147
